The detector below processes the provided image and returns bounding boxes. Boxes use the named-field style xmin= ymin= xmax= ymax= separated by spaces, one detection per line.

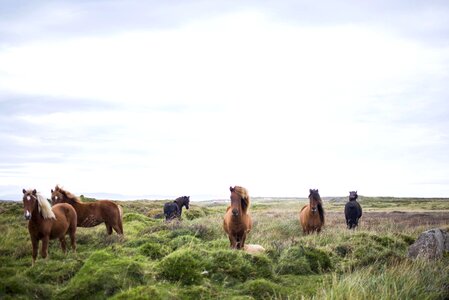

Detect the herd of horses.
xmin=20 ymin=185 xmax=362 ymax=265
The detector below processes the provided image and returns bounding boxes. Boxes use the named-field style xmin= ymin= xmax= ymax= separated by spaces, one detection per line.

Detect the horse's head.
xmin=22 ymin=189 xmax=37 ymax=220
xmin=308 ymin=189 xmax=322 ymax=213
xmin=51 ymin=185 xmax=66 ymax=205
xmin=184 ymin=196 xmax=190 ymax=209
xmin=177 ymin=196 xmax=190 ymax=210
xmin=229 ymin=186 xmax=250 ymax=216
xmin=349 ymin=191 xmax=358 ymax=201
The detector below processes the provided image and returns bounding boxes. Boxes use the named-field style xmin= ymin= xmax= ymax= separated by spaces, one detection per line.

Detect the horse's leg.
xmin=114 ymin=206 xmax=124 ymax=235
xmin=31 ymin=236 xmax=38 ymax=266
xmin=59 ymin=236 xmax=67 ymax=254
xmin=240 ymin=232 xmax=247 ymax=250
xmin=228 ymin=235 xmax=237 ymax=249
xmin=41 ymin=235 xmax=49 ymax=259
xmin=106 ymin=223 xmax=113 ymax=235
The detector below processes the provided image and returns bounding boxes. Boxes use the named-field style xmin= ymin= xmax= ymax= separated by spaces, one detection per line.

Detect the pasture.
xmin=1 ymin=196 xmax=449 ymax=299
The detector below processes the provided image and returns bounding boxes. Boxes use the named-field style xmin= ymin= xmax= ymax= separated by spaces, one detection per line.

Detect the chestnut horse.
xmin=22 ymin=189 xmax=77 ymax=266
xmin=299 ymin=189 xmax=325 ymax=234
xmin=51 ymin=185 xmax=123 ymax=235
xmin=223 ymin=186 xmax=252 ymax=249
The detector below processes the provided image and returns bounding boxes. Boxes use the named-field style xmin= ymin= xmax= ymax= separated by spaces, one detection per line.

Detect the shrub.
xmin=156 ymin=249 xmax=206 ymax=285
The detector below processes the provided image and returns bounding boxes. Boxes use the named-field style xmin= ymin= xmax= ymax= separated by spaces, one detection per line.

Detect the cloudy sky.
xmin=1 ymin=1 xmax=449 ymax=200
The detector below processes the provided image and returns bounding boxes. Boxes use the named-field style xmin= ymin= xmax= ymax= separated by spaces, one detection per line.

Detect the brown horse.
xmin=51 ymin=185 xmax=123 ymax=235
xmin=22 ymin=189 xmax=77 ymax=266
xmin=223 ymin=186 xmax=252 ymax=249
xmin=299 ymin=189 xmax=325 ymax=234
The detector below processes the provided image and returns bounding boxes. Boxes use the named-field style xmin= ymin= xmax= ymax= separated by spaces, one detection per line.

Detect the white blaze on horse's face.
xmin=27 ymin=195 xmax=31 ymax=201
xmin=25 ymin=210 xmax=31 ymax=219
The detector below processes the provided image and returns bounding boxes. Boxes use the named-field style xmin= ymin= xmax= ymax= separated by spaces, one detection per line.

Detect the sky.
xmin=1 ymin=0 xmax=449 ymax=200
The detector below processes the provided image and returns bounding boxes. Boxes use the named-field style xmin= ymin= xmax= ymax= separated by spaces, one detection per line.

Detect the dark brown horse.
xmin=299 ymin=189 xmax=325 ymax=234
xmin=51 ymin=185 xmax=123 ymax=235
xmin=345 ymin=191 xmax=362 ymax=229
xmin=163 ymin=196 xmax=190 ymax=221
xmin=223 ymin=186 xmax=252 ymax=249
xmin=22 ymin=189 xmax=77 ymax=266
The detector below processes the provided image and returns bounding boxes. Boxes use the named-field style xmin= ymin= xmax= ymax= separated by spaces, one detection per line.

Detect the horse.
xmin=163 ymin=196 xmax=190 ymax=221
xmin=223 ymin=186 xmax=253 ymax=249
xmin=22 ymin=189 xmax=77 ymax=266
xmin=51 ymin=185 xmax=123 ymax=235
xmin=345 ymin=191 xmax=362 ymax=229
xmin=299 ymin=189 xmax=325 ymax=234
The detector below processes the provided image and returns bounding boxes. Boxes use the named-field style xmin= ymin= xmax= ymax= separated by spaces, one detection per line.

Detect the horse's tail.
xmin=318 ymin=204 xmax=325 ymax=225
xmin=117 ymin=205 xmax=124 ymax=234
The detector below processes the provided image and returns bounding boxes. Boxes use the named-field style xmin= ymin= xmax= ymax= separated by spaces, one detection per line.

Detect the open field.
xmin=1 ymin=197 xmax=449 ymax=299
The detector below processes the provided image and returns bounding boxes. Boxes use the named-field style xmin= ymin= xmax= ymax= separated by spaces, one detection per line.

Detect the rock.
xmin=408 ymin=228 xmax=449 ymax=260
xmin=244 ymin=244 xmax=266 ymax=255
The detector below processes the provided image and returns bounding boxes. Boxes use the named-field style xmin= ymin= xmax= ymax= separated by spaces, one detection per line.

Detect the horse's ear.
xmin=32 ymin=189 xmax=37 ymax=195
xmin=230 ymin=186 xmax=234 ymax=192
xmin=51 ymin=189 xmax=54 ymax=193
xmin=309 ymin=189 xmax=313 ymax=194
xmin=316 ymin=189 xmax=319 ymax=193
xmin=22 ymin=189 xmax=26 ymax=194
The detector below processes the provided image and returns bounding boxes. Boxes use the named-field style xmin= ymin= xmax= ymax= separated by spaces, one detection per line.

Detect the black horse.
xmin=345 ymin=191 xmax=362 ymax=229
xmin=163 ymin=196 xmax=190 ymax=221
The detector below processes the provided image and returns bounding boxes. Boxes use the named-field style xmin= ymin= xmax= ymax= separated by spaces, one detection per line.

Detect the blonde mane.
xmin=37 ymin=193 xmax=56 ymax=219
xmin=233 ymin=186 xmax=251 ymax=212
xmin=55 ymin=185 xmax=81 ymax=203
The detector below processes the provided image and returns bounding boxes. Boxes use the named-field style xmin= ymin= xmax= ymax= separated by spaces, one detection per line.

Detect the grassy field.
xmin=1 ymin=196 xmax=449 ymax=299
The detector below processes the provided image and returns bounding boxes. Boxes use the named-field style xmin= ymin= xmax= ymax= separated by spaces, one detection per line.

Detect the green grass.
xmin=0 ymin=198 xmax=448 ymax=299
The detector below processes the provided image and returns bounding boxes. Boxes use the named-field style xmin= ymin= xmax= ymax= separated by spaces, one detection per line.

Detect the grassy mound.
xmin=277 ymin=246 xmax=332 ymax=275
xmin=156 ymin=248 xmax=206 ymax=285
xmin=56 ymin=250 xmax=145 ymax=299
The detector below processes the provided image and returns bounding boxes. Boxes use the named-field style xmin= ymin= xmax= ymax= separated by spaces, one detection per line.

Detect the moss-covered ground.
xmin=1 ymin=197 xmax=448 ymax=299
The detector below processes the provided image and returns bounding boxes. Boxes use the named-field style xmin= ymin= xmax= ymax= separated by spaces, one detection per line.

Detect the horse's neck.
xmin=176 ymin=201 xmax=183 ymax=214
xmin=31 ymin=200 xmax=42 ymax=222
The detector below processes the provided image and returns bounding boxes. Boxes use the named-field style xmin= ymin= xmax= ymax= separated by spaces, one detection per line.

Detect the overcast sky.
xmin=1 ymin=1 xmax=449 ymax=200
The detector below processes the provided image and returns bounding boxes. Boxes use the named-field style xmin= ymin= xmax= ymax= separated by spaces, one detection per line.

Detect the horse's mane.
xmin=233 ymin=186 xmax=251 ymax=213
xmin=317 ymin=203 xmax=325 ymax=224
xmin=175 ymin=196 xmax=189 ymax=204
xmin=37 ymin=193 xmax=56 ymax=219
xmin=55 ymin=185 xmax=81 ymax=203
xmin=309 ymin=189 xmax=324 ymax=224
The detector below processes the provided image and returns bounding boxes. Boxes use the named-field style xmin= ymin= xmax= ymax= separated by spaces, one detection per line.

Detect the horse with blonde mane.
xmin=223 ymin=186 xmax=252 ymax=249
xmin=299 ymin=189 xmax=325 ymax=234
xmin=51 ymin=185 xmax=123 ymax=235
xmin=22 ymin=189 xmax=77 ymax=266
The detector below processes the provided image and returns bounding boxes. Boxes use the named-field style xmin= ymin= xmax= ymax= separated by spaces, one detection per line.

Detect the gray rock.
xmin=408 ymin=228 xmax=449 ymax=260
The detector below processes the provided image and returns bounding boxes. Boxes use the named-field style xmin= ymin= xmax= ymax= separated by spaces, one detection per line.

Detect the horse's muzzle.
xmin=232 ymin=208 xmax=239 ymax=216
xmin=311 ymin=207 xmax=318 ymax=213
xmin=24 ymin=211 xmax=31 ymax=220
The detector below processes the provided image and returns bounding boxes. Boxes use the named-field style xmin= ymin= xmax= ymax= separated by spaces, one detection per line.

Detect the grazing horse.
xmin=223 ymin=186 xmax=253 ymax=249
xmin=51 ymin=185 xmax=123 ymax=235
xmin=163 ymin=196 xmax=190 ymax=221
xmin=345 ymin=191 xmax=362 ymax=229
xmin=299 ymin=189 xmax=325 ymax=234
xmin=22 ymin=189 xmax=77 ymax=266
